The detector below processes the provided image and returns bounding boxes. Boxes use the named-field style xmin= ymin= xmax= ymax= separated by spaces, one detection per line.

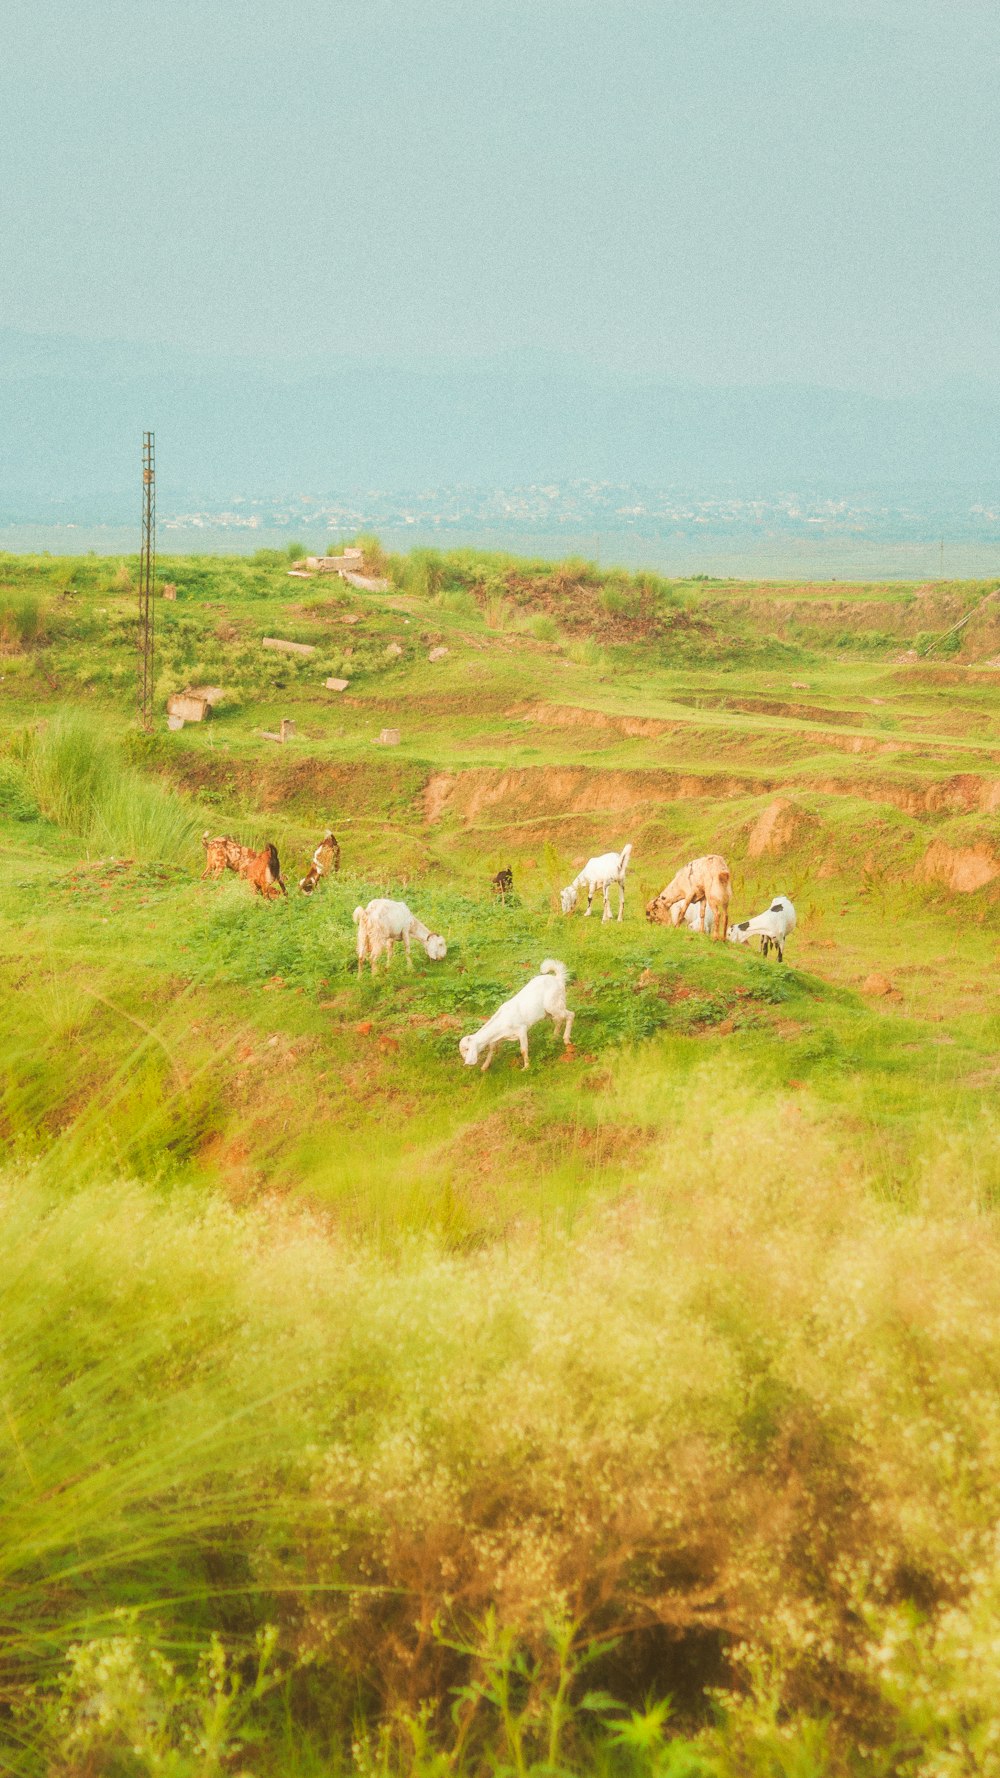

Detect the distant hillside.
xmin=2 ymin=330 xmax=1000 ymax=511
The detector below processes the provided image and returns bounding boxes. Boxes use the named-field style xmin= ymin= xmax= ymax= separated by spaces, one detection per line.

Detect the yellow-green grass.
xmin=0 ymin=546 xmax=999 ymax=1775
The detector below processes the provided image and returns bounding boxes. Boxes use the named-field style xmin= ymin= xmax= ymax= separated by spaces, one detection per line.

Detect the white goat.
xmin=560 ymin=843 xmax=633 ymax=922
xmin=459 ymin=960 xmax=574 ymax=1071
xmin=728 ymin=896 xmax=796 ymax=961
xmin=669 ymin=899 xmax=715 ymax=935
xmin=353 ymin=898 xmax=447 ymax=976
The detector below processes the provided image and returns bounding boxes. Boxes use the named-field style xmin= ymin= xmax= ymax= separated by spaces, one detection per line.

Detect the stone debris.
xmin=325 ymin=677 xmax=350 ymax=692
xmin=166 ymin=692 xmax=210 ymax=724
xmin=188 ymin=685 xmax=226 ymax=707
xmin=342 ymin=572 xmax=390 ymax=592
xmin=162 ymin=583 xmax=177 ymax=600
xmin=428 ymin=646 xmax=450 ymax=662
xmin=262 ymin=636 xmax=317 ymax=657
xmin=376 ymin=727 xmax=401 ymax=746
xmin=167 ymin=714 xmax=185 ymax=731
xmin=286 ymin=569 xmax=314 ymax=579
xmin=261 ymin=718 xmax=297 ymax=744
xmin=385 ymin=642 xmax=403 ymax=658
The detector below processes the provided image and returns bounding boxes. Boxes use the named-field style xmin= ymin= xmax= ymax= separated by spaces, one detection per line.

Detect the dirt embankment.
xmin=917 ymin=840 xmax=1000 ymax=893
xmin=423 ymin=764 xmax=1000 ymax=828
xmin=165 ymin=752 xmax=427 ymax=817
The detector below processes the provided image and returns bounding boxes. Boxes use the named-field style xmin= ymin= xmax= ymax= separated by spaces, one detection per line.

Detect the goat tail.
xmin=619 ymin=842 xmax=633 ymax=870
xmin=352 ymin=905 xmax=365 ymax=926
xmin=201 ymin=830 xmax=211 ymax=846
xmin=540 ymin=958 xmax=567 ymax=984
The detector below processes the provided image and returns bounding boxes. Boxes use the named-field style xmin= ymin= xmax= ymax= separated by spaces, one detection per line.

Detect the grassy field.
xmin=1 ymin=544 xmax=999 ymax=1776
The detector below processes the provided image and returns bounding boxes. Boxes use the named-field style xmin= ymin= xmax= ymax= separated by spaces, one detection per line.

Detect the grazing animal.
xmin=560 ymin=844 xmax=633 ymax=922
xmin=201 ymin=832 xmax=286 ymax=898
xmin=299 ymin=829 xmax=341 ymax=894
xmin=668 ymin=898 xmax=715 ymax=935
xmin=201 ymin=832 xmax=246 ymax=879
xmin=242 ymin=842 xmax=287 ymax=899
xmin=352 ymin=898 xmax=447 ymax=976
xmin=729 ymin=895 xmax=796 ymax=961
xmin=459 ymin=960 xmax=574 ymax=1072
xmin=492 ymin=866 xmax=514 ymax=905
xmin=646 ymin=855 xmax=732 ymax=940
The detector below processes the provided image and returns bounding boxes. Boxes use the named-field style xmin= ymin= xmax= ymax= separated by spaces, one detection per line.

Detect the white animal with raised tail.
xmin=459 ymin=960 xmax=574 ymax=1071
xmin=559 ymin=844 xmax=633 ymax=922
xmin=353 ymin=898 xmax=447 ymax=976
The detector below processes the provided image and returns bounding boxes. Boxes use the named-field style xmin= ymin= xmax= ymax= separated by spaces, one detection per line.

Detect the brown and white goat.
xmin=646 ymin=854 xmax=731 ymax=940
xmin=201 ymin=832 xmax=286 ymax=899
xmin=299 ymin=830 xmax=341 ymax=894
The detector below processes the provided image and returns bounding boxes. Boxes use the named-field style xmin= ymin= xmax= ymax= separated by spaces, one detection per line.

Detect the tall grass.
xmin=6 ymin=1071 xmax=1000 ymax=1772
xmin=22 ymin=715 xmax=198 ymax=862
xmin=0 ymin=588 xmax=47 ymax=648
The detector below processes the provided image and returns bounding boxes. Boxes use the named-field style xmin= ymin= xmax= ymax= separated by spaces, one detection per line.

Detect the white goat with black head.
xmin=560 ymin=844 xmax=633 ymax=922
xmin=728 ymin=895 xmax=796 ymax=961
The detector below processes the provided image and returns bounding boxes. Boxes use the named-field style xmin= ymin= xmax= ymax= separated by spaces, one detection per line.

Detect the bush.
xmin=22 ymin=715 xmax=198 ymax=862
xmin=0 ymin=756 xmax=40 ymax=820
xmin=0 ymin=589 xmax=46 ymax=649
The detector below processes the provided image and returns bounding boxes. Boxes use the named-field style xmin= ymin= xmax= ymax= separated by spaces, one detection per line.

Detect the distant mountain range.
xmin=1 ymin=331 xmax=998 ymax=523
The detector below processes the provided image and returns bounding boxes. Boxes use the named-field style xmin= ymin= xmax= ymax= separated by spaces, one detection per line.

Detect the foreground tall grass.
xmin=14 ymin=713 xmax=198 ymax=862
xmin=5 ymin=1071 xmax=1000 ymax=1775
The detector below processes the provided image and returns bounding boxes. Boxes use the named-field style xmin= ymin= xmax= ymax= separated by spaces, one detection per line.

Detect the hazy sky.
xmin=2 ymin=0 xmax=998 ymax=393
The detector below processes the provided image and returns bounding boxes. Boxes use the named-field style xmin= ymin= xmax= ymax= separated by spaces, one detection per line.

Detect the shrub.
xmin=23 ymin=715 xmax=198 ymax=862
xmin=0 ymin=589 xmax=46 ymax=649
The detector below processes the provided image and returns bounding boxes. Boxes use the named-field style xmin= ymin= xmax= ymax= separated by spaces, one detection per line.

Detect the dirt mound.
xmin=746 ymin=798 xmax=819 ymax=859
xmin=816 ymin=772 xmax=1000 ymax=817
xmin=515 ymin=702 xmax=676 ymax=740
xmin=422 ymin=766 xmax=759 ymax=826
xmin=916 ymin=840 xmax=1000 ymax=893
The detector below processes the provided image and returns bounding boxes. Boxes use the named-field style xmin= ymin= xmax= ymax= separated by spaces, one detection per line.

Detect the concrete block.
xmin=376 ymin=727 xmax=400 ymax=746
xmin=262 ymin=636 xmax=317 ymax=657
xmin=167 ymin=692 xmax=210 ymax=723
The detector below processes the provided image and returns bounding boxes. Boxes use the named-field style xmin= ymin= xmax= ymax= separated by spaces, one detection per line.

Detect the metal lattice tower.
xmin=138 ymin=431 xmax=156 ymax=730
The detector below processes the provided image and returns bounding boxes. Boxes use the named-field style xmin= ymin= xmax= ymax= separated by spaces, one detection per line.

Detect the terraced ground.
xmin=1 ymin=547 xmax=999 ymax=1776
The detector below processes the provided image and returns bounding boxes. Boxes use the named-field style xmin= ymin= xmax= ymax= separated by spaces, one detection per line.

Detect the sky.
xmin=2 ymin=0 xmax=999 ymax=397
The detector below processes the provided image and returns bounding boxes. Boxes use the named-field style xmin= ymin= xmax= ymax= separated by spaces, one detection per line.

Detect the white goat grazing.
xmin=560 ymin=844 xmax=633 ymax=922
xmin=353 ymin=898 xmax=447 ymax=976
xmin=728 ymin=896 xmax=796 ymax=961
xmin=668 ymin=899 xmax=715 ymax=935
xmin=459 ymin=960 xmax=574 ymax=1071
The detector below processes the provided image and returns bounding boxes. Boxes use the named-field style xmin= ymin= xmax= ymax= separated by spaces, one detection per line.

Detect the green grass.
xmin=0 ymin=545 xmax=999 ymax=1775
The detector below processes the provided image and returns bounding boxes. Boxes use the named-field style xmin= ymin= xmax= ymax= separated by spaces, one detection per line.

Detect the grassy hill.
xmin=1 ymin=545 xmax=999 ymax=1776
